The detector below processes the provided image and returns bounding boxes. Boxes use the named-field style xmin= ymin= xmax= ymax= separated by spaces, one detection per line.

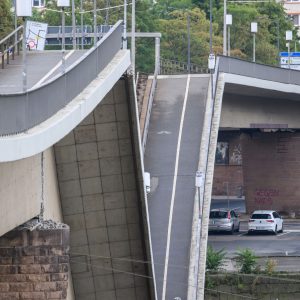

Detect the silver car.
xmin=209 ymin=209 xmax=240 ymax=234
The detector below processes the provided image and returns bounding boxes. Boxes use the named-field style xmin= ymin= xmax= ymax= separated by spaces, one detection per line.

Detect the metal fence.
xmin=46 ymin=25 xmax=113 ymax=46
xmin=219 ymin=55 xmax=300 ymax=85
xmin=0 ymin=26 xmax=23 ymax=69
xmin=160 ymin=58 xmax=209 ymax=75
xmin=0 ymin=21 xmax=123 ymax=136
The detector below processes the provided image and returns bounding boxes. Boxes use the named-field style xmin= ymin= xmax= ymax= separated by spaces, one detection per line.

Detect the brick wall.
xmin=0 ymin=222 xmax=70 ymax=299
xmin=213 ymin=165 xmax=243 ymax=196
xmin=241 ymin=132 xmax=300 ymax=214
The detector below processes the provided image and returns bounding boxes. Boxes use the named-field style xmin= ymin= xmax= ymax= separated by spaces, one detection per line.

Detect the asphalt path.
xmin=0 ymin=50 xmax=86 ymax=93
xmin=145 ymin=75 xmax=209 ymax=300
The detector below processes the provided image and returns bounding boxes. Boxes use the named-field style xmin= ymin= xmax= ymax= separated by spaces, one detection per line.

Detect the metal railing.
xmin=46 ymin=25 xmax=113 ymax=46
xmin=160 ymin=58 xmax=209 ymax=75
xmin=0 ymin=26 xmax=23 ymax=69
xmin=0 ymin=21 xmax=123 ymax=136
xmin=219 ymin=55 xmax=300 ymax=85
xmin=141 ymin=60 xmax=159 ymax=153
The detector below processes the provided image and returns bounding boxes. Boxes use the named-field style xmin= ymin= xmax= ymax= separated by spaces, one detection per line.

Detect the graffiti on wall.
xmin=254 ymin=188 xmax=279 ymax=206
xmin=215 ymin=142 xmax=229 ymax=164
xmin=230 ymin=144 xmax=242 ymax=165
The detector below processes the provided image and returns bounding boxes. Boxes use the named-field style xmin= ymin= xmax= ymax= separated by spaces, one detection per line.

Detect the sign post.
xmin=16 ymin=0 xmax=32 ymax=92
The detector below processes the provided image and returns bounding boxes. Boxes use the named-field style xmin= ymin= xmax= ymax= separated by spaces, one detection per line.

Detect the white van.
xmin=144 ymin=172 xmax=150 ymax=194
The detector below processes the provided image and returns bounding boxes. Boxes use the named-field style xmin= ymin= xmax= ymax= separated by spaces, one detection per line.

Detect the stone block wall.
xmin=0 ymin=222 xmax=70 ymax=300
xmin=54 ymin=79 xmax=151 ymax=300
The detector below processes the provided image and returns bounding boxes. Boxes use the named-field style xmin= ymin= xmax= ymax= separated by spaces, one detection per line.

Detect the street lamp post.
xmin=187 ymin=13 xmax=191 ymax=73
xmin=123 ymin=0 xmax=127 ymax=49
xmin=57 ymin=0 xmax=70 ymax=73
xmin=223 ymin=0 xmax=227 ymax=55
xmin=131 ymin=0 xmax=136 ymax=76
xmin=80 ymin=0 xmax=84 ymax=49
xmin=286 ymin=30 xmax=293 ymax=69
xmin=226 ymin=14 xmax=232 ymax=56
xmin=16 ymin=0 xmax=32 ymax=92
xmin=93 ymin=0 xmax=97 ymax=45
xmin=251 ymin=22 xmax=257 ymax=63
xmin=71 ymin=0 xmax=76 ymax=49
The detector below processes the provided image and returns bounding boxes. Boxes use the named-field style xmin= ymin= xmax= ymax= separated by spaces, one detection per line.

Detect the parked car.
xmin=209 ymin=209 xmax=240 ymax=234
xmin=248 ymin=210 xmax=283 ymax=235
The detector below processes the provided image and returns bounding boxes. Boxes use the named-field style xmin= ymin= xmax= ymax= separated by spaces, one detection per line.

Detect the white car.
xmin=248 ymin=210 xmax=283 ymax=235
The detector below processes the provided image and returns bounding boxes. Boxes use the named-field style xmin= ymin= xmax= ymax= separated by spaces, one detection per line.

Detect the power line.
xmin=69 ymin=251 xmax=300 ymax=283
xmin=69 ymin=258 xmax=260 ymax=299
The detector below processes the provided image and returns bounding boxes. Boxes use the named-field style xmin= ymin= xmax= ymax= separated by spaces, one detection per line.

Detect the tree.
xmin=156 ymin=7 xmax=222 ymax=66
xmin=0 ymin=0 xmax=12 ymax=39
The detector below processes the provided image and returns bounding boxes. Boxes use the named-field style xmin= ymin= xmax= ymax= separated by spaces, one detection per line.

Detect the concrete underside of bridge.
xmin=213 ymin=79 xmax=300 ymax=214
xmin=0 ymin=77 xmax=153 ymax=300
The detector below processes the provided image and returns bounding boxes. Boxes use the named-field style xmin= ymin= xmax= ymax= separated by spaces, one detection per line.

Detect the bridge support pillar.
xmin=0 ymin=220 xmax=70 ymax=299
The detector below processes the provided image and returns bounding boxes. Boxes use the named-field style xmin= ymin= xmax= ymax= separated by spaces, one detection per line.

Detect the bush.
xmin=206 ymin=245 xmax=226 ymax=272
xmin=265 ymin=258 xmax=277 ymax=275
xmin=235 ymin=248 xmax=257 ymax=274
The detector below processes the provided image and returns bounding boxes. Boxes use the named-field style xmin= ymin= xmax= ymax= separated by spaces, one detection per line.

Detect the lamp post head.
xmin=16 ymin=0 xmax=32 ymax=17
xmin=57 ymin=0 xmax=70 ymax=7
xmin=251 ymin=22 xmax=257 ymax=33
xmin=226 ymin=14 xmax=232 ymax=26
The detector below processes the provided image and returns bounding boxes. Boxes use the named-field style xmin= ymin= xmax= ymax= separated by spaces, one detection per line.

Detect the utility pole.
xmin=187 ymin=13 xmax=191 ymax=73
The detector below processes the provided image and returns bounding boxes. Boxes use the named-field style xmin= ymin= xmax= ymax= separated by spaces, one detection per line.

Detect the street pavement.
xmin=208 ymin=220 xmax=300 ymax=272
xmin=145 ymin=75 xmax=209 ymax=300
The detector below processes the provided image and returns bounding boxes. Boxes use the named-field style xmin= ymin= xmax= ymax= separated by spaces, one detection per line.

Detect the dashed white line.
xmin=161 ymin=75 xmax=191 ymax=300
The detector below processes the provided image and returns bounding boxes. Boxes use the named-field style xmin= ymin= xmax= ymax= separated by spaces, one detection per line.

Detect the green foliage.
xmin=235 ymin=248 xmax=257 ymax=274
xmin=156 ymin=7 xmax=222 ymax=66
xmin=206 ymin=245 xmax=226 ymax=272
xmin=21 ymin=0 xmax=298 ymax=71
xmin=0 ymin=0 xmax=12 ymax=39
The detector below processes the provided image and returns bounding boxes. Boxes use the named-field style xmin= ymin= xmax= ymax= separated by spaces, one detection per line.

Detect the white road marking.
xmin=277 ymin=232 xmax=290 ymax=237
xmin=31 ymin=50 xmax=75 ymax=89
xmin=161 ymin=75 xmax=190 ymax=300
xmin=157 ymin=131 xmax=172 ymax=135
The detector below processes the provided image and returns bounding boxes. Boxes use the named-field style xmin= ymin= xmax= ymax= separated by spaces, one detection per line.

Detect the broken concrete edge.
xmin=0 ymin=219 xmax=70 ymax=248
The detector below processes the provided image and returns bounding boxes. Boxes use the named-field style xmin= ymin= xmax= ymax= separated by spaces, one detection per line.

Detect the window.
xmin=292 ymin=15 xmax=299 ymax=26
xmin=32 ymin=0 xmax=45 ymax=7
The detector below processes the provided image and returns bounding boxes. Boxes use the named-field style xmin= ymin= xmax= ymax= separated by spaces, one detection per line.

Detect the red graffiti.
xmin=254 ymin=188 xmax=279 ymax=205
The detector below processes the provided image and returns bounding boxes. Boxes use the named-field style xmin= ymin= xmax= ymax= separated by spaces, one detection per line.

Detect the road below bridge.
xmin=145 ymin=74 xmax=209 ymax=300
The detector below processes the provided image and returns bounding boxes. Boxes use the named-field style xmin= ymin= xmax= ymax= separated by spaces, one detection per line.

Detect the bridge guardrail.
xmin=0 ymin=26 xmax=23 ymax=69
xmin=0 ymin=21 xmax=123 ymax=136
xmin=219 ymin=55 xmax=300 ymax=85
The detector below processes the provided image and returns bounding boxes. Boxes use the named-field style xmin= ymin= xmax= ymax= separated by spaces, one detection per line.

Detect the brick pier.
xmin=0 ymin=221 xmax=70 ymax=299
